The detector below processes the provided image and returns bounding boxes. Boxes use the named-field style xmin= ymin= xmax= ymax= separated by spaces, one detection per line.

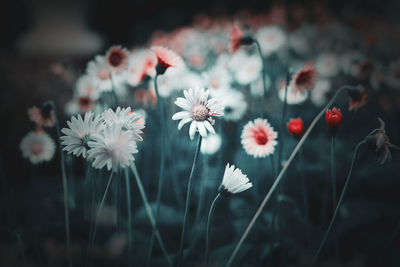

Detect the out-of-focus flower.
xmin=316 ymin=53 xmax=339 ymax=78
xmin=105 ymin=46 xmax=129 ymax=74
xmin=287 ymin=118 xmax=304 ymax=137
xmin=241 ymin=118 xmax=278 ymax=158
xmin=229 ymin=51 xmax=262 ymax=85
xmin=202 ymin=54 xmax=232 ymax=90
xmin=340 ymin=51 xmax=366 ymax=77
xmin=86 ymin=55 xmax=112 ymax=92
xmin=311 ymin=79 xmax=331 ymax=107
xmin=172 ymin=88 xmax=224 ymax=140
xmin=218 ymin=163 xmax=253 ymax=197
xmin=347 ymin=85 xmax=368 ymax=111
xmin=76 ymin=97 xmax=94 ymax=113
xmin=290 ymin=63 xmax=317 ymax=93
xmin=75 ymin=74 xmax=100 ymax=100
xmin=102 ymin=107 xmax=145 ymax=141
xmin=87 ymin=125 xmax=138 ymax=172
xmin=229 ymin=24 xmax=254 ymax=53
xmin=151 ymin=46 xmax=184 ymax=75
xmin=385 ymin=59 xmax=400 ymax=89
xmin=365 ymin=118 xmax=399 ymax=164
xmin=255 ymin=26 xmax=287 ymax=56
xmin=20 ymin=130 xmax=56 ymax=164
xmin=278 ymin=82 xmax=308 ymax=105
xmin=325 ymin=107 xmax=343 ymax=128
xmin=61 ymin=112 xmax=105 ymax=158
xmin=125 ymin=49 xmax=157 ymax=87
xmin=28 ymin=103 xmax=56 ymax=128
xmin=200 ymin=134 xmax=222 ymax=155
xmin=211 ymin=89 xmax=247 ymax=121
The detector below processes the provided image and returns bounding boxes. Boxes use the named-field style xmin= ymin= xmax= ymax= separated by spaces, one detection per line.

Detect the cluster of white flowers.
xmin=61 ymin=107 xmax=144 ymax=172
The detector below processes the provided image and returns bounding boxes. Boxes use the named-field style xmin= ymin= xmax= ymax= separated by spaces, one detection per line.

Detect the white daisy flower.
xmin=255 ymin=26 xmax=287 ymax=56
xmin=87 ymin=125 xmax=138 ymax=172
xmin=200 ymin=134 xmax=222 ymax=155
xmin=61 ymin=111 xmax=105 ymax=158
xmin=101 ymin=107 xmax=145 ymax=141
xmin=211 ymin=89 xmax=247 ymax=121
xmin=316 ymin=53 xmax=339 ymax=78
xmin=234 ymin=54 xmax=262 ymax=86
xmin=218 ymin=163 xmax=253 ymax=196
xmin=278 ymin=83 xmax=308 ymax=105
xmin=172 ymin=88 xmax=224 ymax=140
xmin=86 ymin=55 xmax=113 ymax=92
xmin=20 ymin=130 xmax=56 ymax=164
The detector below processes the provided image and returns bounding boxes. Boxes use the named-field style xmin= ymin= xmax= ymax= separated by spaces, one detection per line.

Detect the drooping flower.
xmin=287 ymin=118 xmax=304 ymax=137
xmin=28 ymin=103 xmax=56 ymax=128
xmin=325 ymin=108 xmax=343 ymax=128
xmin=347 ymin=85 xmax=368 ymax=111
xmin=20 ymin=130 xmax=56 ymax=164
xmin=211 ymin=89 xmax=247 ymax=121
xmin=105 ymin=46 xmax=129 ymax=74
xmin=61 ymin=112 xmax=105 ymax=158
xmin=229 ymin=25 xmax=254 ymax=53
xmin=218 ymin=163 xmax=253 ymax=197
xmin=102 ymin=107 xmax=145 ymax=141
xmin=365 ymin=118 xmax=399 ymax=164
xmin=290 ymin=63 xmax=317 ymax=93
xmin=172 ymin=88 xmax=224 ymax=140
xmin=200 ymin=133 xmax=222 ymax=155
xmin=241 ymin=118 xmax=278 ymax=158
xmin=151 ymin=46 xmax=184 ymax=75
xmin=87 ymin=125 xmax=138 ymax=172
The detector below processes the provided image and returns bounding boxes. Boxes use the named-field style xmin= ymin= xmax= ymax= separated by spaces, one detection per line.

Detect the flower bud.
xmin=326 ymin=107 xmax=343 ymax=129
xmin=287 ymin=118 xmax=304 ymax=137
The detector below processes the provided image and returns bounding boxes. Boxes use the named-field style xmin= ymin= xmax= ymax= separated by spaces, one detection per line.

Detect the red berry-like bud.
xmin=325 ymin=107 xmax=343 ymax=128
xmin=287 ymin=118 xmax=304 ymax=137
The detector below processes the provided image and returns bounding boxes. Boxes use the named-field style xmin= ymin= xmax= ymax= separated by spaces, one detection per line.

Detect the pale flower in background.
xmin=310 ymin=79 xmax=331 ymax=107
xmin=211 ymin=88 xmax=247 ymax=121
xmin=201 ymin=134 xmax=222 ymax=155
xmin=86 ymin=55 xmax=112 ymax=92
xmin=316 ymin=53 xmax=339 ymax=78
xmin=255 ymin=26 xmax=287 ymax=56
xmin=20 ymin=130 xmax=56 ymax=164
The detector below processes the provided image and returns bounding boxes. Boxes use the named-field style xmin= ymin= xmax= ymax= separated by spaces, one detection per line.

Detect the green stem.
xmin=50 ymin=101 xmax=72 ymax=267
xmin=254 ymin=39 xmax=267 ymax=115
xmin=330 ymin=135 xmax=339 ymax=261
xmin=312 ymin=140 xmax=366 ymax=265
xmin=226 ymin=86 xmax=351 ymax=267
xmin=177 ymin=135 xmax=202 ymax=267
xmin=146 ymin=74 xmax=167 ymax=267
xmin=130 ymin=163 xmax=173 ymax=267
xmin=205 ymin=193 xmax=220 ymax=265
xmin=124 ymin=168 xmax=133 ymax=267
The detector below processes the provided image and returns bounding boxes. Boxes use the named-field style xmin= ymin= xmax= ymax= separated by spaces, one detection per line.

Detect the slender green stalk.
xmin=124 ymin=168 xmax=133 ymax=267
xmin=312 ymin=140 xmax=366 ymax=264
xmin=278 ymin=70 xmax=290 ymax=172
xmin=205 ymin=193 xmax=221 ymax=265
xmin=50 ymin=101 xmax=72 ymax=267
xmin=146 ymin=74 xmax=167 ymax=267
xmin=226 ymin=86 xmax=351 ymax=267
xmin=330 ymin=135 xmax=339 ymax=260
xmin=130 ymin=163 xmax=173 ymax=267
xmin=177 ymin=135 xmax=203 ymax=267
xmin=254 ymin=39 xmax=267 ymax=115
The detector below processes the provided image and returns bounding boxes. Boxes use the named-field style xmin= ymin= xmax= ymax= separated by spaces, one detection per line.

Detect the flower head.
xmin=151 ymin=46 xmax=184 ymax=74
xmin=365 ymin=118 xmax=399 ymax=164
xmin=287 ymin=118 xmax=304 ymax=137
xmin=211 ymin=89 xmax=247 ymax=121
xmin=125 ymin=49 xmax=157 ymax=86
xmin=28 ymin=103 xmax=56 ymax=128
xmin=200 ymin=134 xmax=222 ymax=155
xmin=325 ymin=107 xmax=343 ymax=129
xmin=255 ymin=26 xmax=287 ymax=56
xmin=229 ymin=25 xmax=254 ymax=53
xmin=241 ymin=118 xmax=278 ymax=158
xmin=61 ymin=112 xmax=105 ymax=158
xmin=218 ymin=163 xmax=253 ymax=197
xmin=172 ymin=88 xmax=224 ymax=140
xmin=20 ymin=131 xmax=56 ymax=164
xmin=105 ymin=46 xmax=129 ymax=74
xmin=87 ymin=125 xmax=138 ymax=172
xmin=102 ymin=107 xmax=145 ymax=141
xmin=347 ymin=85 xmax=368 ymax=111
xmin=290 ymin=63 xmax=317 ymax=93
xmin=86 ymin=55 xmax=112 ymax=91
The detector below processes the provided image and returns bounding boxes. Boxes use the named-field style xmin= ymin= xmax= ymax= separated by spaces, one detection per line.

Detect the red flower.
xmin=290 ymin=63 xmax=317 ymax=93
xmin=151 ymin=46 xmax=184 ymax=74
xmin=325 ymin=107 xmax=343 ymax=128
xmin=287 ymin=118 xmax=304 ymax=137
xmin=348 ymin=85 xmax=368 ymax=111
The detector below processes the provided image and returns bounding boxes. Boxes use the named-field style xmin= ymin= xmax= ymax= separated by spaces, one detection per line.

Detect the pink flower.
xmin=151 ymin=46 xmax=184 ymax=74
xmin=290 ymin=63 xmax=317 ymax=93
xmin=105 ymin=46 xmax=129 ymax=73
xmin=28 ymin=105 xmax=56 ymax=128
xmin=229 ymin=25 xmax=244 ymax=53
xmin=325 ymin=107 xmax=343 ymax=128
xmin=241 ymin=118 xmax=278 ymax=158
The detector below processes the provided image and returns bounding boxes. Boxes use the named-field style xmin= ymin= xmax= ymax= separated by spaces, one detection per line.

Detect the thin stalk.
xmin=50 ymin=101 xmax=72 ymax=267
xmin=146 ymin=74 xmax=167 ymax=267
xmin=330 ymin=135 xmax=339 ymax=261
xmin=278 ymin=70 xmax=290 ymax=172
xmin=312 ymin=140 xmax=366 ymax=265
xmin=226 ymin=86 xmax=351 ymax=267
xmin=205 ymin=193 xmax=220 ymax=265
xmin=124 ymin=168 xmax=133 ymax=267
xmin=254 ymin=39 xmax=267 ymax=115
xmin=177 ymin=135 xmax=203 ymax=267
xmin=130 ymin=163 xmax=173 ymax=267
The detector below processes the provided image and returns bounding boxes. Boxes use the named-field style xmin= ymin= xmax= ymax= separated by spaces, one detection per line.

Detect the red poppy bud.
xmin=287 ymin=118 xmax=304 ymax=137
xmin=325 ymin=107 xmax=343 ymax=128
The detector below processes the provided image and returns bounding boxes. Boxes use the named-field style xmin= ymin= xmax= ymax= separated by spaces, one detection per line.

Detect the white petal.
xmin=172 ymin=111 xmax=190 ymax=120
xmin=189 ymin=121 xmax=197 ymax=140
xmin=178 ymin=117 xmax=192 ymax=130
xmin=197 ymin=122 xmax=207 ymax=138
